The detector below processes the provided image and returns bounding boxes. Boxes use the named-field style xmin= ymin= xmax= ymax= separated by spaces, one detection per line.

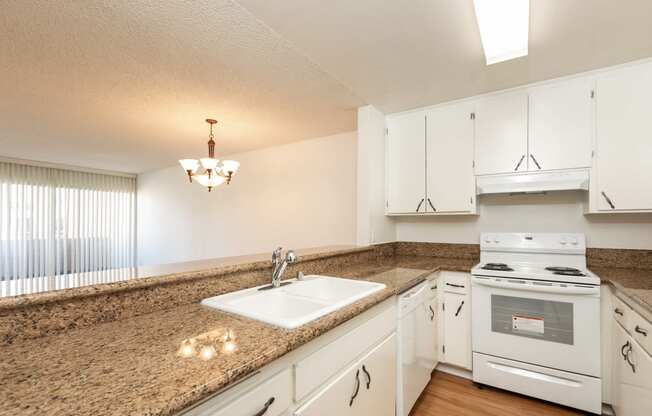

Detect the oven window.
xmin=491 ymin=295 xmax=574 ymax=345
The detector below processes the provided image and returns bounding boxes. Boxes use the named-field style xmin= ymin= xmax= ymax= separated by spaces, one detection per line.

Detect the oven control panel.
xmin=480 ymin=233 xmax=586 ymax=254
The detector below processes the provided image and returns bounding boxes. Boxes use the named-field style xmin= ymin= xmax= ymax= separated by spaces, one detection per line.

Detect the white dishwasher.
xmin=396 ymin=280 xmax=430 ymax=416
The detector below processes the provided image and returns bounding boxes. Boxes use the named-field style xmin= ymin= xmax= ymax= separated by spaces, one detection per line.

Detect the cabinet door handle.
xmin=362 ymin=365 xmax=371 ymax=389
xmin=529 ymin=154 xmax=542 ymax=170
xmin=427 ymin=198 xmax=436 ymax=212
xmin=625 ymin=349 xmax=636 ymax=373
xmin=621 ymin=341 xmax=631 ymax=360
xmin=635 ymin=326 xmax=648 ymax=337
xmin=429 ymin=305 xmax=435 ymax=321
xmin=601 ymin=191 xmax=616 ymax=209
xmin=349 ymin=369 xmax=360 ymax=406
xmin=614 ymin=308 xmax=624 ymax=317
xmin=446 ymin=283 xmax=465 ymax=289
xmin=252 ymin=397 xmax=275 ymax=416
xmin=454 ymin=300 xmax=465 ymax=317
xmin=514 ymin=155 xmax=525 ymax=171
xmin=416 ymin=198 xmax=425 ymax=212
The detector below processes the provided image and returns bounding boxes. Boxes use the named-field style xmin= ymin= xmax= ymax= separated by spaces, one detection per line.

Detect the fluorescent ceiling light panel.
xmin=473 ymin=0 xmax=530 ymax=65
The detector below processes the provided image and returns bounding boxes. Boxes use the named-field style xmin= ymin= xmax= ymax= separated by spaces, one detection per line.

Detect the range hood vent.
xmin=476 ymin=169 xmax=590 ymax=195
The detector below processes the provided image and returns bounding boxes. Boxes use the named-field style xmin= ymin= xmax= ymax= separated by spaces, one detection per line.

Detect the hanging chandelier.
xmin=179 ymin=119 xmax=240 ymax=192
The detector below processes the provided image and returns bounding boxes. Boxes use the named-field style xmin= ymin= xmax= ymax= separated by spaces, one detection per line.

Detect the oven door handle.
xmin=472 ymin=277 xmax=600 ymax=296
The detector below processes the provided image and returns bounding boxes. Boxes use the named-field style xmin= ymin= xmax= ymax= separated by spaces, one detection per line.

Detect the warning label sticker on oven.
xmin=512 ymin=315 xmax=544 ymax=334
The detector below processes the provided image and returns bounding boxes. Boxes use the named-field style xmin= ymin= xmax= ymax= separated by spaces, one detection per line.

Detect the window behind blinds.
xmin=0 ymin=162 xmax=136 ymax=289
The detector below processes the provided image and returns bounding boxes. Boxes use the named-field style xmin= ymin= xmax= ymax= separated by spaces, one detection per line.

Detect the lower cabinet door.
xmin=613 ymin=321 xmax=652 ymax=416
xmin=443 ymin=291 xmax=471 ymax=369
xmin=356 ymin=333 xmax=397 ymax=416
xmin=295 ymin=334 xmax=396 ymax=416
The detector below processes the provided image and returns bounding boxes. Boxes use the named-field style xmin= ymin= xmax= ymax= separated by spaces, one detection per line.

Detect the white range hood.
xmin=476 ymin=169 xmax=590 ymax=195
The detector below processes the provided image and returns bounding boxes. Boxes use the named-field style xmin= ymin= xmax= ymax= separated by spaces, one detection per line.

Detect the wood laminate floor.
xmin=410 ymin=371 xmax=587 ymax=416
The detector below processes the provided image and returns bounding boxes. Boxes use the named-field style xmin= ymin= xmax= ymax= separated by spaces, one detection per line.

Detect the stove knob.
xmin=569 ymin=237 xmax=578 ymax=245
xmin=560 ymin=237 xmax=567 ymax=245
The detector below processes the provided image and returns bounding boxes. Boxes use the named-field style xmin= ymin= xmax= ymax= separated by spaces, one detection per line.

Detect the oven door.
xmin=471 ymin=275 xmax=601 ymax=377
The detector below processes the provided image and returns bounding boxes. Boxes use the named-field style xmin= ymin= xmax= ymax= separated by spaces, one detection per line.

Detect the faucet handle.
xmin=286 ymin=250 xmax=297 ymax=264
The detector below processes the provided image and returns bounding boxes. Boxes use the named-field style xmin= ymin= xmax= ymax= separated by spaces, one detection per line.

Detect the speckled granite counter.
xmin=2 ymin=240 xmax=652 ymax=416
xmin=0 ymin=255 xmax=474 ymax=416
xmin=592 ymin=266 xmax=652 ymax=323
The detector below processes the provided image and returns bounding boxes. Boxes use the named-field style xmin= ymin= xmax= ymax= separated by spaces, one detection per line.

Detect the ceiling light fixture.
xmin=179 ymin=119 xmax=240 ymax=192
xmin=473 ymin=0 xmax=530 ymax=65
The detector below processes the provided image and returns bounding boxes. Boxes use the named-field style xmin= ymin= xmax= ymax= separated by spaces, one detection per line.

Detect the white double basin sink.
xmin=201 ymin=275 xmax=386 ymax=329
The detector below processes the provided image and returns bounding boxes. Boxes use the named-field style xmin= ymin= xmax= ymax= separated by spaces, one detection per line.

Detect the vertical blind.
xmin=0 ymin=162 xmax=136 ymax=285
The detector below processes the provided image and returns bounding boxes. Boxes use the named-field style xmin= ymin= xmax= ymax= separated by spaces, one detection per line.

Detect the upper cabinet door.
xmin=426 ymin=103 xmax=475 ymax=213
xmin=474 ymin=92 xmax=528 ymax=175
xmin=386 ymin=112 xmax=426 ymax=214
xmin=528 ymin=78 xmax=593 ymax=171
xmin=595 ymin=62 xmax=652 ymax=211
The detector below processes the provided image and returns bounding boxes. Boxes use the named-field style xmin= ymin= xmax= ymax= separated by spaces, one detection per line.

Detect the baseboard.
xmin=601 ymin=404 xmax=615 ymax=416
xmin=435 ymin=362 xmax=473 ymax=380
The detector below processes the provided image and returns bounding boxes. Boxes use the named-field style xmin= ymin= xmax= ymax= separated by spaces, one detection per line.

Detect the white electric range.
xmin=471 ymin=232 xmax=602 ymax=414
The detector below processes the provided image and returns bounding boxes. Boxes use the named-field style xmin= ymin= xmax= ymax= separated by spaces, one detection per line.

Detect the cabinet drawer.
xmin=630 ymin=312 xmax=652 ymax=357
xmin=442 ymin=272 xmax=469 ymax=294
xmin=294 ymin=303 xmax=395 ymax=401
xmin=186 ymin=369 xmax=292 ymax=416
xmin=612 ymin=295 xmax=631 ymax=330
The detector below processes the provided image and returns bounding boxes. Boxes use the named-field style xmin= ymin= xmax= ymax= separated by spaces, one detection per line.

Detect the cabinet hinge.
xmin=472 ymin=160 xmax=475 ymax=168
xmin=386 ymin=200 xmax=389 ymax=208
xmin=591 ymin=150 xmax=595 ymax=158
xmin=470 ymin=112 xmax=476 ymax=120
xmin=442 ymin=345 xmax=446 ymax=354
xmin=385 ymin=127 xmax=389 ymax=135
xmin=442 ymin=303 xmax=445 ymax=311
xmin=470 ymin=197 xmax=473 ymax=204
xmin=590 ymin=90 xmax=595 ymax=99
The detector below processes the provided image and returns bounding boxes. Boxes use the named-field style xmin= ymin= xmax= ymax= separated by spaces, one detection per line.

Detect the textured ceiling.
xmin=3 ymin=1 xmax=652 ymax=173
xmin=0 ymin=1 xmax=363 ymax=173
xmin=238 ymin=0 xmax=652 ymax=113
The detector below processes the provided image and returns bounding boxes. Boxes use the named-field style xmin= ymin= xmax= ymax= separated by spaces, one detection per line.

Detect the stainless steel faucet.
xmin=271 ymin=247 xmax=297 ymax=288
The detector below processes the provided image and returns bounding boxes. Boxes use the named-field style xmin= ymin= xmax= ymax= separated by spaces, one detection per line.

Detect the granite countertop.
xmin=0 ymin=256 xmax=474 ymax=416
xmin=591 ymin=266 xmax=652 ymax=323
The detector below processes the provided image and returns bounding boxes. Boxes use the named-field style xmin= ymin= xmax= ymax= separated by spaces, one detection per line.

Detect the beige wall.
xmin=396 ymin=192 xmax=652 ymax=249
xmin=137 ymin=132 xmax=357 ymax=266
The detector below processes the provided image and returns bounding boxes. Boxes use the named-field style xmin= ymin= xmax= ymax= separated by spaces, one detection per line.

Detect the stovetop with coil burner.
xmin=472 ymin=232 xmax=601 ymax=285
xmin=545 ymin=266 xmax=587 ymax=277
xmin=481 ymin=263 xmax=514 ymax=272
xmin=473 ymin=262 xmax=599 ymax=285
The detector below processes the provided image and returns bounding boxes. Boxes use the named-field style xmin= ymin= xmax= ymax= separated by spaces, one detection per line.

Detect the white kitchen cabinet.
xmin=426 ymin=102 xmax=476 ymax=213
xmin=594 ymin=62 xmax=652 ymax=212
xmin=528 ymin=78 xmax=594 ymax=171
xmin=440 ymin=272 xmax=471 ymax=370
xmin=474 ymin=91 xmax=528 ymax=175
xmin=386 ymin=111 xmax=426 ymax=214
xmin=612 ymin=319 xmax=652 ymax=416
xmin=443 ymin=291 xmax=471 ymax=369
xmin=295 ymin=333 xmax=396 ymax=416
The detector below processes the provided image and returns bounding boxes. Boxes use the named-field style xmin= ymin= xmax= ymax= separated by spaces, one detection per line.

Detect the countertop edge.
xmin=0 ymin=246 xmax=376 ymax=310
